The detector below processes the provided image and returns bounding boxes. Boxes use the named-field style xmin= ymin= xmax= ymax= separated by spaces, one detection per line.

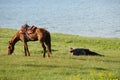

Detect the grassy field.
xmin=0 ymin=28 xmax=120 ymax=80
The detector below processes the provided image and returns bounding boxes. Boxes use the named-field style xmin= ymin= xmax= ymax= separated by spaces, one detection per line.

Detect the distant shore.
xmin=0 ymin=27 xmax=120 ymax=38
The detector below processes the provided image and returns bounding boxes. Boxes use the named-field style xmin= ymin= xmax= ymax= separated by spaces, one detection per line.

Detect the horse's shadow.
xmin=51 ymin=49 xmax=58 ymax=52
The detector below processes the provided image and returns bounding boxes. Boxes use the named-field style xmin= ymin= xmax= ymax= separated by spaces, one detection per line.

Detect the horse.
xmin=8 ymin=24 xmax=51 ymax=58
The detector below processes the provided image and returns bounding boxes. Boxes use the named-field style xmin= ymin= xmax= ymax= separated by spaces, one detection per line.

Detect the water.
xmin=0 ymin=0 xmax=120 ymax=38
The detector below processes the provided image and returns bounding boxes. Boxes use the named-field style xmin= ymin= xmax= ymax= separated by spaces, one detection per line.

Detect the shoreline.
xmin=0 ymin=27 xmax=120 ymax=39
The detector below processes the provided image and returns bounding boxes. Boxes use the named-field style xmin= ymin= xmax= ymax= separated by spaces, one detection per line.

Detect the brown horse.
xmin=8 ymin=24 xmax=51 ymax=57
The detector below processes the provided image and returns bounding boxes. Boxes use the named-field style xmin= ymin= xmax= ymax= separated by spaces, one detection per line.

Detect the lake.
xmin=0 ymin=0 xmax=120 ymax=38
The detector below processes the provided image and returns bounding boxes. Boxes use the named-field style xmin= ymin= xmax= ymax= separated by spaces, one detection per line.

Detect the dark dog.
xmin=70 ymin=48 xmax=104 ymax=56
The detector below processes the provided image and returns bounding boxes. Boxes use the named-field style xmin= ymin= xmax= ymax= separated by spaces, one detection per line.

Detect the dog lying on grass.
xmin=70 ymin=48 xmax=104 ymax=56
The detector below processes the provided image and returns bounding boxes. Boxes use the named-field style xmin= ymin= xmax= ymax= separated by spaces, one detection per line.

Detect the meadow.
xmin=0 ymin=28 xmax=120 ymax=80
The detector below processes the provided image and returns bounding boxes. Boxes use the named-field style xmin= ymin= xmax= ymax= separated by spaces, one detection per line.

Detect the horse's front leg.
xmin=24 ymin=45 xmax=27 ymax=56
xmin=24 ymin=42 xmax=30 ymax=56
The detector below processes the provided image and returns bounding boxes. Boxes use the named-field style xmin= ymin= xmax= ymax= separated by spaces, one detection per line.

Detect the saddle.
xmin=19 ymin=24 xmax=37 ymax=34
xmin=26 ymin=26 xmax=37 ymax=34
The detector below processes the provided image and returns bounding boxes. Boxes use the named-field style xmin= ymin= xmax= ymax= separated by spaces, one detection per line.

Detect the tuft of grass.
xmin=0 ymin=28 xmax=120 ymax=80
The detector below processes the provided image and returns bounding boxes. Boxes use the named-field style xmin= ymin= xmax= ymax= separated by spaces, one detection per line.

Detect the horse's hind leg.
xmin=40 ymin=41 xmax=46 ymax=58
xmin=45 ymin=41 xmax=51 ymax=57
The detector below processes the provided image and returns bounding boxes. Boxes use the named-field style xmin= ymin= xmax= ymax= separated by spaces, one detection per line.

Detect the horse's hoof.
xmin=48 ymin=55 xmax=50 ymax=57
xmin=43 ymin=56 xmax=45 ymax=58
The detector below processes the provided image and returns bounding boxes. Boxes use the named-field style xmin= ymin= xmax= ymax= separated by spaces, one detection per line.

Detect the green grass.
xmin=0 ymin=28 xmax=120 ymax=80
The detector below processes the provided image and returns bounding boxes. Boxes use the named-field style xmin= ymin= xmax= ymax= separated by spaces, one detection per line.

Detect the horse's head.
xmin=8 ymin=41 xmax=14 ymax=55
